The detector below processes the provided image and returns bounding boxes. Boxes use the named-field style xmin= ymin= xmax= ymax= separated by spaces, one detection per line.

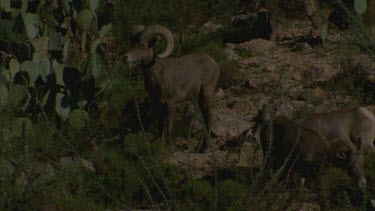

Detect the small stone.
xmin=60 ymin=157 xmax=96 ymax=172
xmin=229 ymin=100 xmax=247 ymax=112
xmin=245 ymin=79 xmax=257 ymax=89
xmin=201 ymin=21 xmax=223 ymax=34
xmin=215 ymin=88 xmax=225 ymax=99
xmin=306 ymin=63 xmax=336 ymax=82
xmin=224 ymin=48 xmax=239 ymax=61
xmin=264 ymin=64 xmax=276 ymax=72
xmin=211 ymin=110 xmax=251 ymax=140
xmin=291 ymin=42 xmax=312 ymax=52
xmin=237 ymin=39 xmax=276 ymax=55
xmin=291 ymin=71 xmax=303 ymax=81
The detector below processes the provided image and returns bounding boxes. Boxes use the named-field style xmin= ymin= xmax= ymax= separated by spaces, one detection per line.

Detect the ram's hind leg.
xmin=165 ymin=104 xmax=176 ymax=149
xmin=196 ymin=86 xmax=213 ymax=152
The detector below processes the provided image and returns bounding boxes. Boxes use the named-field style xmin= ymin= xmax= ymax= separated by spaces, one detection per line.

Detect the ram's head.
xmin=328 ymin=138 xmax=366 ymax=188
xmin=125 ymin=25 xmax=175 ymax=68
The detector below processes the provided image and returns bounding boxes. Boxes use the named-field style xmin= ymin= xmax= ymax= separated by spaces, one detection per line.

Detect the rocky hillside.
xmin=1 ymin=0 xmax=375 ymax=210
xmin=168 ymin=18 xmax=375 ymax=179
xmin=165 ymin=17 xmax=375 ymax=210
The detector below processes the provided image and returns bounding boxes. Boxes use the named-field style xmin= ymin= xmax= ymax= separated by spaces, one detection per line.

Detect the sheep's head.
xmin=328 ymin=138 xmax=366 ymax=188
xmin=125 ymin=25 xmax=175 ymax=68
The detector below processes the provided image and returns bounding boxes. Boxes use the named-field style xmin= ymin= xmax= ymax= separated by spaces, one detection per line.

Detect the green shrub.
xmin=178 ymin=180 xmax=215 ymax=210
xmin=95 ymin=148 xmax=142 ymax=206
xmin=177 ymin=33 xmax=222 ymax=56
xmin=323 ymin=58 xmax=374 ymax=104
xmin=218 ymin=179 xmax=248 ymax=210
xmin=320 ymin=167 xmax=356 ymax=209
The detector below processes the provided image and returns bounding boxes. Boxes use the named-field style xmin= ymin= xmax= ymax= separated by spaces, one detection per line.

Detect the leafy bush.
xmin=218 ymin=179 xmax=248 ymax=210
xmin=320 ymin=167 xmax=357 ymax=209
xmin=323 ymin=58 xmax=375 ymax=104
xmin=178 ymin=180 xmax=215 ymax=210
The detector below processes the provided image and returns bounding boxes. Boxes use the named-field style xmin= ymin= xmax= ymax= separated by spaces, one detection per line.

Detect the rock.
xmin=305 ymin=63 xmax=336 ymax=82
xmin=60 ymin=157 xmax=96 ymax=172
xmin=371 ymin=199 xmax=375 ymax=208
xmin=34 ymin=162 xmax=56 ymax=177
xmin=239 ymin=57 xmax=259 ymax=67
xmin=326 ymin=34 xmax=344 ymax=44
xmin=291 ymin=70 xmax=303 ymax=81
xmin=264 ymin=64 xmax=276 ymax=72
xmin=302 ymin=87 xmax=327 ymax=102
xmin=288 ymin=84 xmax=304 ymax=99
xmin=186 ymin=25 xmax=198 ymax=33
xmin=245 ymin=78 xmax=257 ymax=89
xmin=236 ymin=142 xmax=263 ymax=168
xmin=228 ymin=100 xmax=247 ymax=112
xmin=201 ymin=21 xmax=223 ymax=34
xmin=273 ymin=100 xmax=295 ymax=118
xmin=291 ymin=42 xmax=312 ymax=52
xmin=215 ymin=88 xmax=225 ymax=100
xmin=211 ymin=110 xmax=251 ymax=141
xmin=282 ymin=28 xmax=304 ymax=40
xmin=237 ymin=39 xmax=276 ymax=55
xmin=224 ymin=47 xmax=239 ymax=61
xmin=224 ymin=10 xmax=280 ymax=43
xmin=289 ymin=202 xmax=321 ymax=211
xmin=166 ymin=150 xmax=238 ymax=179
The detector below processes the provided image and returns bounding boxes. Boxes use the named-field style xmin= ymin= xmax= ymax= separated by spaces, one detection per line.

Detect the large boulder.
xmin=211 ymin=109 xmax=251 ymax=141
xmin=236 ymin=39 xmax=276 ymax=55
xmin=223 ymin=10 xmax=282 ymax=43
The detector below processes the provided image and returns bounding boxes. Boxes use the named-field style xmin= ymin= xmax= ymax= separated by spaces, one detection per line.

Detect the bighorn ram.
xmin=302 ymin=106 xmax=375 ymax=152
xmin=125 ymin=25 xmax=220 ymax=151
xmin=260 ymin=116 xmax=366 ymax=187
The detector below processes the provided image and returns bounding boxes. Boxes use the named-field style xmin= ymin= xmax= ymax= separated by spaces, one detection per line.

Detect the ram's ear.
xmin=131 ymin=25 xmax=146 ymax=45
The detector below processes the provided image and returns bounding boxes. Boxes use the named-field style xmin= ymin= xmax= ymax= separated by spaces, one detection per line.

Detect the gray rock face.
xmin=60 ymin=157 xmax=96 ymax=172
xmin=211 ymin=110 xmax=251 ymax=141
xmin=237 ymin=39 xmax=276 ymax=55
xmin=306 ymin=63 xmax=337 ymax=82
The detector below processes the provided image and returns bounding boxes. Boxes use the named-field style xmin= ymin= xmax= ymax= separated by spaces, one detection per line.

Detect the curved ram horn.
xmin=328 ymin=137 xmax=358 ymax=156
xmin=141 ymin=25 xmax=175 ymax=58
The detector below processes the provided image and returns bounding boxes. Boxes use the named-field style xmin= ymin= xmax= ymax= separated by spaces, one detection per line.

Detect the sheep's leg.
xmin=166 ymin=104 xmax=176 ymax=148
xmin=196 ymin=87 xmax=213 ymax=152
xmin=153 ymin=102 xmax=167 ymax=138
xmin=360 ymin=131 xmax=375 ymax=151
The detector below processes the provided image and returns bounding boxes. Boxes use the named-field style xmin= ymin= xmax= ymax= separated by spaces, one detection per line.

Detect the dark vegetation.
xmin=0 ymin=0 xmax=375 ymax=210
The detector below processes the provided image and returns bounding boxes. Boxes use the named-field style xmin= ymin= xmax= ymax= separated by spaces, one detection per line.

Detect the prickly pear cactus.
xmin=0 ymin=0 xmax=113 ymax=121
xmin=354 ymin=0 xmax=367 ymax=15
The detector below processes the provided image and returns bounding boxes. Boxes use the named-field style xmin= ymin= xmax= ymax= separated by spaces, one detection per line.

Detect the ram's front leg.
xmin=152 ymin=101 xmax=167 ymax=139
xmin=165 ymin=103 xmax=176 ymax=148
